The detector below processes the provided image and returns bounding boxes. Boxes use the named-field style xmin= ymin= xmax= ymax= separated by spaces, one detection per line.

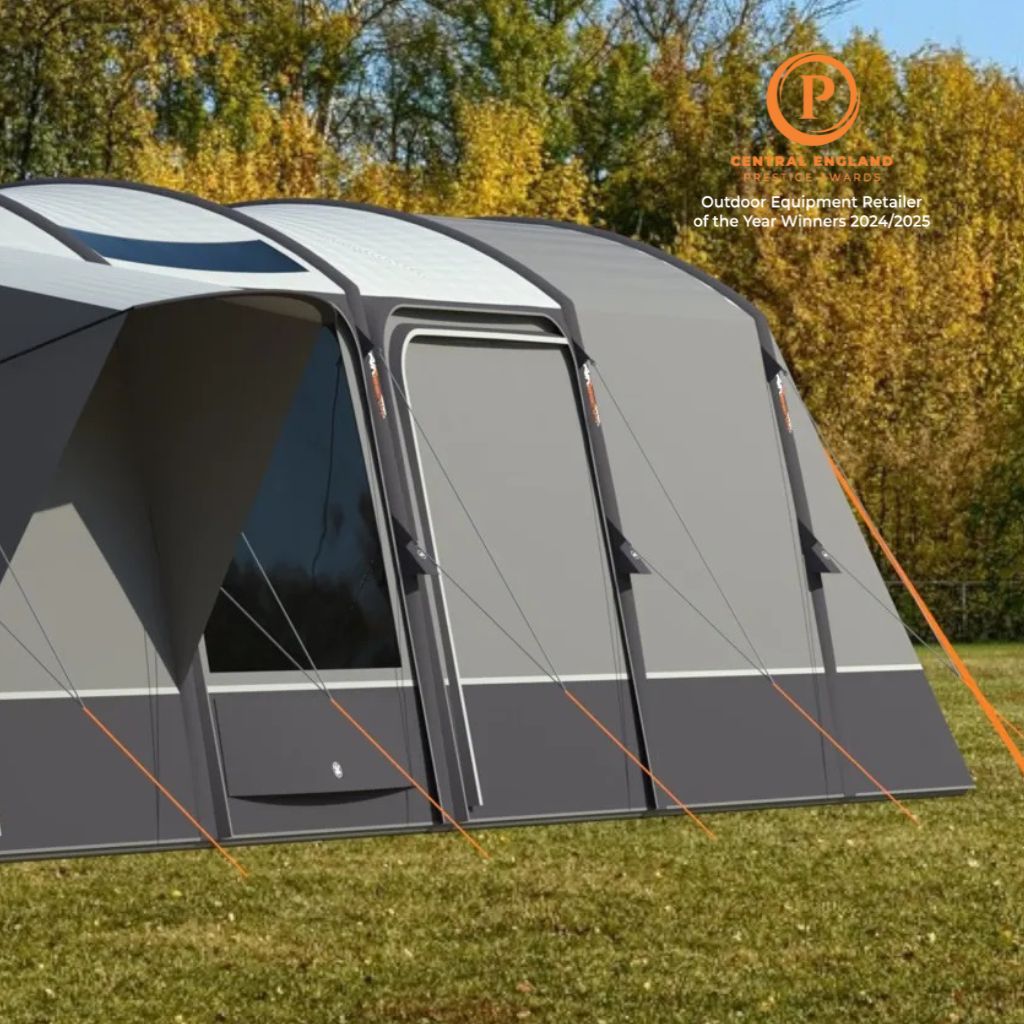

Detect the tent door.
xmin=402 ymin=334 xmax=647 ymax=822
xmin=200 ymin=326 xmax=432 ymax=838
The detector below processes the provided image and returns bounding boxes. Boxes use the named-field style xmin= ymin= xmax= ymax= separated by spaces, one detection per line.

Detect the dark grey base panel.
xmin=831 ymin=668 xmax=973 ymax=794
xmin=0 ymin=669 xmax=971 ymax=863
xmin=640 ymin=673 xmax=830 ymax=808
xmin=0 ymin=782 xmax=972 ymax=867
xmin=639 ymin=668 xmax=972 ymax=806
xmin=0 ymin=693 xmax=207 ymax=857
xmin=463 ymin=679 xmax=648 ymax=821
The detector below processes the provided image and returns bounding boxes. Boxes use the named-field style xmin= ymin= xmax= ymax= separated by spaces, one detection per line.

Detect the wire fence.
xmin=886 ymin=580 xmax=1024 ymax=643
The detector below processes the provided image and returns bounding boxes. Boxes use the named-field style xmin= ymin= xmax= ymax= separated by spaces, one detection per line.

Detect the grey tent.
xmin=0 ymin=179 xmax=969 ymax=863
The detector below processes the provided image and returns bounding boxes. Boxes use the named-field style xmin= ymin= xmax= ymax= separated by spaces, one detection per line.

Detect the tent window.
xmin=62 ymin=228 xmax=306 ymax=273
xmin=203 ymin=329 xmax=401 ymax=672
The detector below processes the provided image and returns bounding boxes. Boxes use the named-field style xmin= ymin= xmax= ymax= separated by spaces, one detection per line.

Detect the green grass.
xmin=2 ymin=645 xmax=1024 ymax=1023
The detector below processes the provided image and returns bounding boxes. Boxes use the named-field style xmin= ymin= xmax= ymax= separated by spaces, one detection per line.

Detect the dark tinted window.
xmin=64 ymin=228 xmax=305 ymax=273
xmin=204 ymin=331 xmax=401 ymax=672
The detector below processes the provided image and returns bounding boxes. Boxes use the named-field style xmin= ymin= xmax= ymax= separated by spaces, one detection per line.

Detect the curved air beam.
xmin=239 ymin=199 xmax=780 ymax=366
xmin=234 ymin=198 xmax=581 ymax=343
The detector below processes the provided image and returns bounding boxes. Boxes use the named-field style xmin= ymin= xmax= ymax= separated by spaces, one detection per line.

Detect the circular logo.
xmin=766 ymin=52 xmax=860 ymax=147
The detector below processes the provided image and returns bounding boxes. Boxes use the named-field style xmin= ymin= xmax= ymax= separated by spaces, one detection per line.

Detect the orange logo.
xmin=767 ymin=52 xmax=860 ymax=146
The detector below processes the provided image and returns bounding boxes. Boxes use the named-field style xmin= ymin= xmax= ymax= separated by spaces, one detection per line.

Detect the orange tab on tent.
xmin=775 ymin=375 xmax=793 ymax=433
xmin=582 ymin=364 xmax=602 ymax=427
xmin=367 ymin=351 xmax=388 ymax=420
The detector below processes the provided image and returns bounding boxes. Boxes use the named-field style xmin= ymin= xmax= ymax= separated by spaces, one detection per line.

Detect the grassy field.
xmin=1 ymin=645 xmax=1023 ymax=1023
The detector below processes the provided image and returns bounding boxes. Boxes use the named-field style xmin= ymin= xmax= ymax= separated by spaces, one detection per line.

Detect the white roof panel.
xmin=239 ymin=203 xmax=557 ymax=308
xmin=0 ymin=247 xmax=235 ymax=309
xmin=1 ymin=184 xmax=340 ymax=293
xmin=0 ymin=206 xmax=79 ymax=258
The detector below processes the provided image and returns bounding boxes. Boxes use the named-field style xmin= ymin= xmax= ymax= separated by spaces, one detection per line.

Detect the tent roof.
xmin=0 ymin=203 xmax=80 ymax=258
xmin=449 ymin=217 xmax=743 ymax=319
xmin=0 ymin=182 xmax=340 ymax=294
xmin=0 ymin=246 xmax=240 ymax=314
xmin=237 ymin=201 xmax=558 ymax=309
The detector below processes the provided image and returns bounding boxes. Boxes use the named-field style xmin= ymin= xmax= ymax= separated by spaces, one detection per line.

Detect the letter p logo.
xmin=801 ymin=74 xmax=835 ymax=119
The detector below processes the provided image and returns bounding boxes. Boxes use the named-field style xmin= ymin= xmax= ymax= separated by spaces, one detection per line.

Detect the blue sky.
xmin=824 ymin=1 xmax=1024 ymax=72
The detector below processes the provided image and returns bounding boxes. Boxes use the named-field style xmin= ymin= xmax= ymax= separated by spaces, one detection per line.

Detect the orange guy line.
xmin=562 ymin=688 xmax=717 ymax=840
xmin=770 ymin=682 xmax=919 ymax=825
xmin=327 ymin=697 xmax=489 ymax=859
xmin=82 ymin=705 xmax=249 ymax=877
xmin=828 ymin=454 xmax=1024 ymax=777
xmin=996 ymin=708 xmax=1024 ymax=743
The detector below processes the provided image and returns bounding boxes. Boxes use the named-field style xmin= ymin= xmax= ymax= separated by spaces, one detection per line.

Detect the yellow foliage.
xmin=450 ymin=100 xmax=590 ymax=220
xmin=345 ymin=160 xmax=439 ymax=213
xmin=134 ymin=104 xmax=342 ymax=204
xmin=349 ymin=100 xmax=591 ymax=221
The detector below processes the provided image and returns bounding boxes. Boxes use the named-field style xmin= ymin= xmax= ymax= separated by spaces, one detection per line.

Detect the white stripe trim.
xmin=836 ymin=664 xmax=920 ymax=674
xmin=0 ymin=679 xmax=416 ymax=700
xmin=459 ymin=663 xmax=921 ymax=685
xmin=460 ymin=672 xmax=623 ymax=685
xmin=207 ymin=678 xmax=415 ymax=694
xmin=0 ymin=686 xmax=179 ymax=701
xmin=0 ymin=664 xmax=920 ymax=699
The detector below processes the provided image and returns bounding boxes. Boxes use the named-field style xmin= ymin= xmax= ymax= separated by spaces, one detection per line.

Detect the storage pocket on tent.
xmin=213 ymin=692 xmax=415 ymax=798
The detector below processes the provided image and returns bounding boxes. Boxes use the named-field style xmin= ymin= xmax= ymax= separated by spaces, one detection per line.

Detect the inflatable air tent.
xmin=0 ymin=179 xmax=970 ymax=863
